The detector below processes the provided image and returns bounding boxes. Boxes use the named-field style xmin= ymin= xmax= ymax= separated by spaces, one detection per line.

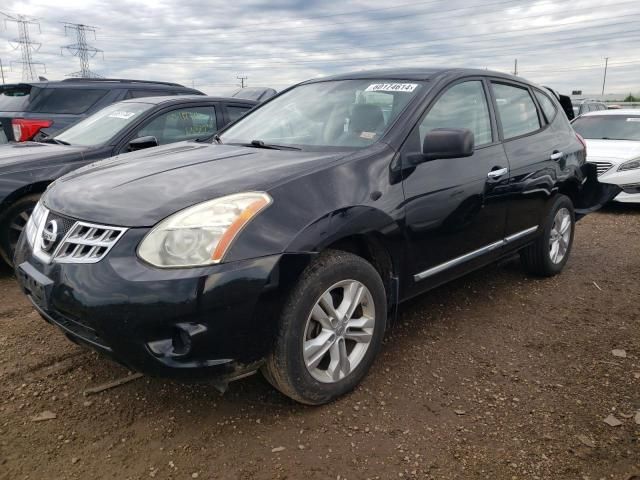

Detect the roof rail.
xmin=60 ymin=78 xmax=185 ymax=87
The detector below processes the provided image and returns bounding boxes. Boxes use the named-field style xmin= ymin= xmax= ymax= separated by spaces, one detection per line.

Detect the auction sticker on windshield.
xmin=108 ymin=111 xmax=138 ymax=120
xmin=365 ymin=83 xmax=418 ymax=93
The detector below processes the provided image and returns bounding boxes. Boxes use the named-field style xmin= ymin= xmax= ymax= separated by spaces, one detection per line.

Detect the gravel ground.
xmin=0 ymin=206 xmax=639 ymax=480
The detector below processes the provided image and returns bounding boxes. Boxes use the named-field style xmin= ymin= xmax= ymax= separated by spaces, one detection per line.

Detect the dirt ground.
xmin=0 ymin=206 xmax=639 ymax=480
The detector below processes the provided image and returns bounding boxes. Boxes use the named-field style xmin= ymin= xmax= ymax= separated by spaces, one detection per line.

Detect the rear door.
xmin=490 ymin=81 xmax=573 ymax=240
xmin=401 ymin=78 xmax=510 ymax=294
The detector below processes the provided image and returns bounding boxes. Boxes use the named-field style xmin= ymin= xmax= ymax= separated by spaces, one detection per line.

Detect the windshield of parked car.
xmin=220 ymin=79 xmax=425 ymax=150
xmin=54 ymin=102 xmax=154 ymax=146
xmin=572 ymin=115 xmax=640 ymax=141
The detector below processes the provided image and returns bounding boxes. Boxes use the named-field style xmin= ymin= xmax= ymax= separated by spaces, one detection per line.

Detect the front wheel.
xmin=0 ymin=194 xmax=41 ymax=267
xmin=520 ymin=194 xmax=575 ymax=277
xmin=263 ymin=250 xmax=387 ymax=405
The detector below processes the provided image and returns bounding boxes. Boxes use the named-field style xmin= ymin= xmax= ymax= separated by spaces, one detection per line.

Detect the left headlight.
xmin=618 ymin=157 xmax=640 ymax=172
xmin=137 ymin=192 xmax=272 ymax=268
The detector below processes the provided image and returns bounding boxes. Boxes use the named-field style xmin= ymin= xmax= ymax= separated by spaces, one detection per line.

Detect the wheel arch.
xmin=0 ymin=181 xmax=50 ymax=221
xmin=284 ymin=205 xmax=403 ymax=308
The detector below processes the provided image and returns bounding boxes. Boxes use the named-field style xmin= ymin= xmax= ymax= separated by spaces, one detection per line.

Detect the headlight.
xmin=137 ymin=192 xmax=272 ymax=268
xmin=25 ymin=201 xmax=48 ymax=248
xmin=618 ymin=157 xmax=640 ymax=171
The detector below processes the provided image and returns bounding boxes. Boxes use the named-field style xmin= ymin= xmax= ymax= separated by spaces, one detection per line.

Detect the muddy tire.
xmin=263 ymin=250 xmax=387 ymax=405
xmin=520 ymin=195 xmax=575 ymax=277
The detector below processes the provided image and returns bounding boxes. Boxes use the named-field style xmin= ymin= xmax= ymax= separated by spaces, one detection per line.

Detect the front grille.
xmin=590 ymin=161 xmax=613 ymax=176
xmin=32 ymin=207 xmax=127 ymax=264
xmin=53 ymin=221 xmax=127 ymax=264
xmin=41 ymin=212 xmax=76 ymax=255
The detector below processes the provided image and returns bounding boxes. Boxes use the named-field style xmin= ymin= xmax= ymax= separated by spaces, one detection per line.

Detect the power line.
xmin=93 ymin=11 xmax=640 ymax=67
xmin=61 ymin=22 xmax=103 ymax=78
xmin=100 ymin=28 xmax=640 ymax=69
xmin=1 ymin=11 xmax=45 ymax=81
xmin=101 ymin=0 xmax=632 ymax=38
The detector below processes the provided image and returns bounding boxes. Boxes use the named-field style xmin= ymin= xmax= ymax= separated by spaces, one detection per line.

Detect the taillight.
xmin=11 ymin=118 xmax=53 ymax=142
xmin=575 ymin=132 xmax=587 ymax=157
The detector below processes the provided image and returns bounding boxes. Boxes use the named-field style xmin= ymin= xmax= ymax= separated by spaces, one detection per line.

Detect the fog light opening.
xmin=172 ymin=327 xmax=192 ymax=356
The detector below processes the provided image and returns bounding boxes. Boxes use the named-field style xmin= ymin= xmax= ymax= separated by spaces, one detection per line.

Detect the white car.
xmin=572 ymin=109 xmax=640 ymax=203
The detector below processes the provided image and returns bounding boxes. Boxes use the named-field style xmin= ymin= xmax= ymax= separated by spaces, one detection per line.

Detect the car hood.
xmin=44 ymin=141 xmax=350 ymax=227
xmin=0 ymin=141 xmax=89 ymax=173
xmin=585 ymin=139 xmax=640 ymax=163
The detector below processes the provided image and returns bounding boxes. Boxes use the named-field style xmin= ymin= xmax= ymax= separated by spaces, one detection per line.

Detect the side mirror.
xmin=419 ymin=128 xmax=474 ymax=163
xmin=128 ymin=136 xmax=159 ymax=152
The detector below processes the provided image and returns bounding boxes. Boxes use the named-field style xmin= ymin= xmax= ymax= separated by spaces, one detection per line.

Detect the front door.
xmin=401 ymin=79 xmax=510 ymax=295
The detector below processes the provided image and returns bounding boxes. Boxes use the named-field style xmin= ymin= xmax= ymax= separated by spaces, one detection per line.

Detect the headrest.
xmin=350 ymin=104 xmax=384 ymax=133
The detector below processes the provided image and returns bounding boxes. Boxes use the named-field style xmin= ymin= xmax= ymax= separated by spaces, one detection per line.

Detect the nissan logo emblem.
xmin=41 ymin=219 xmax=59 ymax=252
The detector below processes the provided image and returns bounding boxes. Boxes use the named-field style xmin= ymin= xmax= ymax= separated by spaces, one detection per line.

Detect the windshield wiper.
xmin=242 ymin=139 xmax=301 ymax=151
xmin=40 ymin=137 xmax=71 ymax=146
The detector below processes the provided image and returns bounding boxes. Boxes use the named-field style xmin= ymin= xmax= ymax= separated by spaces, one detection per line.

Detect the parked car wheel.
xmin=0 ymin=194 xmax=40 ymax=267
xmin=263 ymin=250 xmax=387 ymax=405
xmin=520 ymin=195 xmax=575 ymax=277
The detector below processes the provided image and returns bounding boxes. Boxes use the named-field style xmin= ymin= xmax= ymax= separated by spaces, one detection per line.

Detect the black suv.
xmin=14 ymin=68 xmax=617 ymax=405
xmin=0 ymin=78 xmax=203 ymax=143
xmin=0 ymin=95 xmax=256 ymax=265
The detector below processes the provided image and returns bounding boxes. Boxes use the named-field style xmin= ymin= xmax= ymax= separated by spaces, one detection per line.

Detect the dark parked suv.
xmin=0 ymin=78 xmax=202 ymax=143
xmin=15 ymin=68 xmax=616 ymax=405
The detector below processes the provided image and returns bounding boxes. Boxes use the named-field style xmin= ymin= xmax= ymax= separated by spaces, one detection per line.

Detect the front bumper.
xmin=14 ymin=228 xmax=312 ymax=380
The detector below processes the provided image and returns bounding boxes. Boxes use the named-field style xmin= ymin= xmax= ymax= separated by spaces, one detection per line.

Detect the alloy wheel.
xmin=549 ymin=207 xmax=571 ymax=264
xmin=303 ymin=279 xmax=376 ymax=383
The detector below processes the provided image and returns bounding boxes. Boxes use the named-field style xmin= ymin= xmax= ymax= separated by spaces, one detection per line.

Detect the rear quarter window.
xmin=27 ymin=88 xmax=108 ymax=114
xmin=534 ymin=90 xmax=557 ymax=123
xmin=0 ymin=86 xmax=33 ymax=112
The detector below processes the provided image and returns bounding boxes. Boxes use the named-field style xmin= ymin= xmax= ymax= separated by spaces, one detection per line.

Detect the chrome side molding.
xmin=413 ymin=225 xmax=539 ymax=282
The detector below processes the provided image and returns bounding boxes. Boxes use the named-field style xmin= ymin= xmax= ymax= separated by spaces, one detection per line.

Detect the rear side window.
xmin=419 ymin=80 xmax=493 ymax=146
xmin=226 ymin=105 xmax=252 ymax=123
xmin=28 ymin=88 xmax=108 ymax=114
xmin=0 ymin=85 xmax=33 ymax=111
xmin=492 ymin=83 xmax=541 ymax=139
xmin=534 ymin=90 xmax=557 ymax=122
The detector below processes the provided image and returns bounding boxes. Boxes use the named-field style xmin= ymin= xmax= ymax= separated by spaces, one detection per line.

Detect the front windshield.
xmin=220 ymin=79 xmax=425 ymax=149
xmin=55 ymin=102 xmax=154 ymax=146
xmin=572 ymin=115 xmax=640 ymax=141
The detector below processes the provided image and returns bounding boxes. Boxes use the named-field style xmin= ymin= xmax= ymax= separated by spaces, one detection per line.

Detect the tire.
xmin=263 ymin=250 xmax=387 ymax=405
xmin=520 ymin=195 xmax=575 ymax=277
xmin=0 ymin=194 xmax=41 ymax=267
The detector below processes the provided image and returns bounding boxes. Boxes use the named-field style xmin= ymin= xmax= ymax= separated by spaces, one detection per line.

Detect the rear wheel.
xmin=520 ymin=195 xmax=575 ymax=277
xmin=263 ymin=250 xmax=387 ymax=405
xmin=0 ymin=194 xmax=40 ymax=267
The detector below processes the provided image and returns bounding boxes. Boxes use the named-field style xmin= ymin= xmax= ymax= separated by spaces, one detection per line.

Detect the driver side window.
xmin=419 ymin=81 xmax=493 ymax=147
xmin=136 ymin=106 xmax=217 ymax=145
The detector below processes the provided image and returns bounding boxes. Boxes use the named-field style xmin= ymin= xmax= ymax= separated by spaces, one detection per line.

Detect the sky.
xmin=1 ymin=0 xmax=639 ymax=96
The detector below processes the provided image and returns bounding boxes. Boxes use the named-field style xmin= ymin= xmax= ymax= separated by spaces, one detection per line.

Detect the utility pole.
xmin=0 ymin=58 xmax=5 ymax=84
xmin=237 ymin=75 xmax=247 ymax=88
xmin=513 ymin=59 xmax=518 ymax=76
xmin=61 ymin=23 xmax=103 ymax=78
xmin=601 ymin=57 xmax=609 ymax=96
xmin=1 ymin=12 xmax=45 ymax=81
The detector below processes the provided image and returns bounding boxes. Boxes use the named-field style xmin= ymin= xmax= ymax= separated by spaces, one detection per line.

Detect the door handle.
xmin=487 ymin=167 xmax=508 ymax=179
xmin=550 ymin=151 xmax=564 ymax=161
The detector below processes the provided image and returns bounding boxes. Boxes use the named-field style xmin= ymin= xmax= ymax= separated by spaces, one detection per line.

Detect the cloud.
xmin=1 ymin=0 xmax=639 ymax=95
